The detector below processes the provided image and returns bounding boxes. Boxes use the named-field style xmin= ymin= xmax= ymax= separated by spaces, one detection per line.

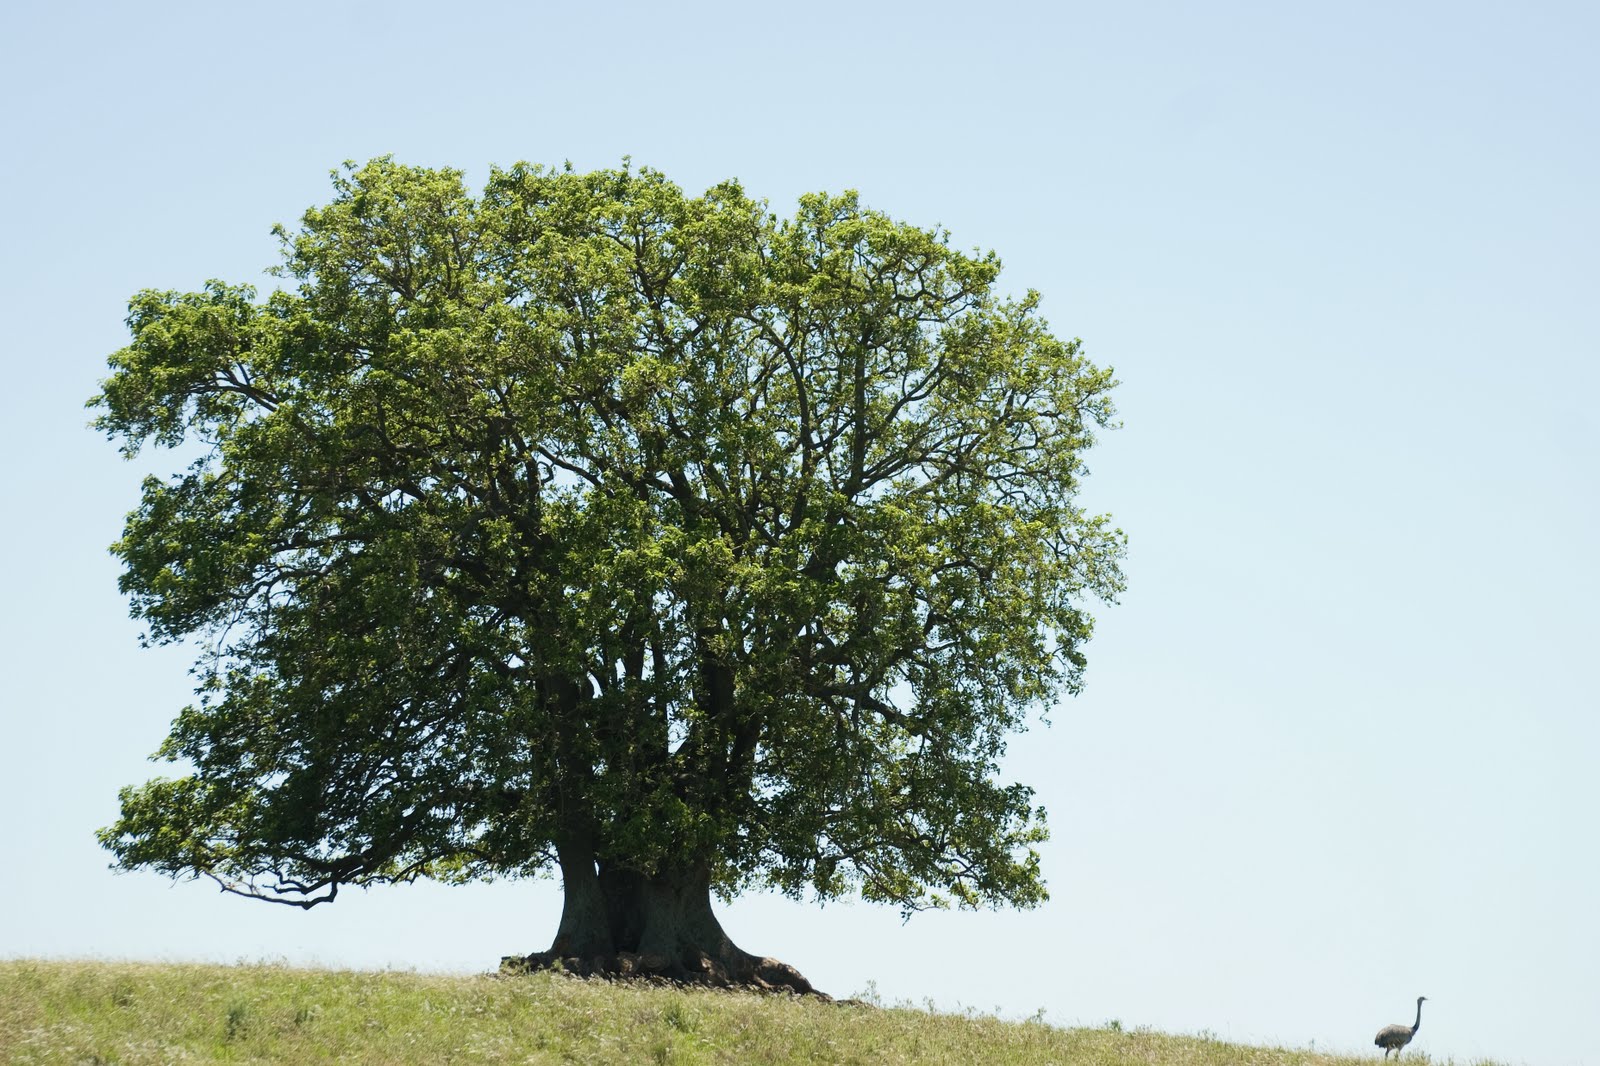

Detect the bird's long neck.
xmin=1412 ymin=999 xmax=1424 ymax=1033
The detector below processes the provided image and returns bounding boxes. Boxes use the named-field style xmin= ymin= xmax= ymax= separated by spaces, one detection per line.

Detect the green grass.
xmin=0 ymin=959 xmax=1505 ymax=1065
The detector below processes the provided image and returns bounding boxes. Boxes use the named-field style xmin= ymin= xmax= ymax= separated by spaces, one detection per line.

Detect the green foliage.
xmin=223 ymin=1001 xmax=249 ymax=1041
xmin=91 ymin=157 xmax=1126 ymax=915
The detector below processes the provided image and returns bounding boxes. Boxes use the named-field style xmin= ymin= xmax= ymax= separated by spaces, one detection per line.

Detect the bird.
xmin=1373 ymin=996 xmax=1427 ymax=1058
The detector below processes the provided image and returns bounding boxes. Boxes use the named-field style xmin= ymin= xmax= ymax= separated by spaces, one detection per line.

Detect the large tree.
xmin=93 ymin=158 xmax=1125 ymax=991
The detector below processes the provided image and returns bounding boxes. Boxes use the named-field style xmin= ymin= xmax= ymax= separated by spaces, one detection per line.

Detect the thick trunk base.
xmin=500 ymin=863 xmax=821 ymax=997
xmin=498 ymin=947 xmax=818 ymax=996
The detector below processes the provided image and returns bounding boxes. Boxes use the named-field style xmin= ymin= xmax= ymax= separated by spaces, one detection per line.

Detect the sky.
xmin=1 ymin=1 xmax=1595 ymax=1062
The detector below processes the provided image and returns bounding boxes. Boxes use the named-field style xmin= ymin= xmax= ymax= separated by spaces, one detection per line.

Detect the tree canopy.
xmin=93 ymin=158 xmax=1125 ymax=986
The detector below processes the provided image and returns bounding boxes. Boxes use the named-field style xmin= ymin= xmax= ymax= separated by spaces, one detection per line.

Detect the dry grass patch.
xmin=0 ymin=960 xmax=1506 ymax=1065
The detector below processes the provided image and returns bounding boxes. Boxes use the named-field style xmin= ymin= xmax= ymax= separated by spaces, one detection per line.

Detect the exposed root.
xmin=498 ymin=949 xmax=827 ymax=999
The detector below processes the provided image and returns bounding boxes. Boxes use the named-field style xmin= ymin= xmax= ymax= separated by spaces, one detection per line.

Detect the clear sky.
xmin=2 ymin=2 xmax=1595 ymax=1062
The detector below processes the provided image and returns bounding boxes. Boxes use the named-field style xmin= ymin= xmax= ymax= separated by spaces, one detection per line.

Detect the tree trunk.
xmin=503 ymin=860 xmax=818 ymax=996
xmin=546 ymin=841 xmax=614 ymax=959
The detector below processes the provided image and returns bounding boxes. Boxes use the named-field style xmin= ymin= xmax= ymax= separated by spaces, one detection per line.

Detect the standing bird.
xmin=1374 ymin=996 xmax=1428 ymax=1058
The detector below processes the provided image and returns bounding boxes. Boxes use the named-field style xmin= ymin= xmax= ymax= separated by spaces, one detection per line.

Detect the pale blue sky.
xmin=2 ymin=2 xmax=1595 ymax=1062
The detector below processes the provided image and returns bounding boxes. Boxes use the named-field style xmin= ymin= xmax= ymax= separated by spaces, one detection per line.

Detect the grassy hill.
xmin=1 ymin=959 xmax=1500 ymax=1065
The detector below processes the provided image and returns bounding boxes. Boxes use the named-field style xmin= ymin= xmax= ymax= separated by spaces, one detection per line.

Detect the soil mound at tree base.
xmin=499 ymin=950 xmax=827 ymax=998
